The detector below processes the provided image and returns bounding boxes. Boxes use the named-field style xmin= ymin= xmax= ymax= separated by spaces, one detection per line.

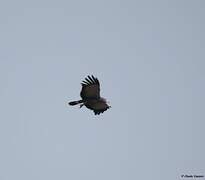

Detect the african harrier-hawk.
xmin=68 ymin=75 xmax=110 ymax=115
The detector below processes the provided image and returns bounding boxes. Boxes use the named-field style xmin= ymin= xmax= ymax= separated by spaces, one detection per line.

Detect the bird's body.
xmin=69 ymin=75 xmax=110 ymax=115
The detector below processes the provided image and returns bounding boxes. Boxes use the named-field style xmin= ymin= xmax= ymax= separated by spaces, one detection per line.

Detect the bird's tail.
xmin=68 ymin=100 xmax=83 ymax=106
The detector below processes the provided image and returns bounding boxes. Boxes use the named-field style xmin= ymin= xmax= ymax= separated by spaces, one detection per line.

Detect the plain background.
xmin=0 ymin=0 xmax=205 ymax=179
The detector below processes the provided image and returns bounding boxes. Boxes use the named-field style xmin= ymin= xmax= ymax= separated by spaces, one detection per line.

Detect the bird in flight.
xmin=68 ymin=75 xmax=111 ymax=115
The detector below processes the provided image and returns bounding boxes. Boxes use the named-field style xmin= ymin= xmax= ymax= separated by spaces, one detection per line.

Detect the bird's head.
xmin=101 ymin=97 xmax=111 ymax=108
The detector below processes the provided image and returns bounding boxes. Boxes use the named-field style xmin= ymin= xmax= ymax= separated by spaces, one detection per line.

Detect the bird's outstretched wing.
xmin=80 ymin=75 xmax=100 ymax=100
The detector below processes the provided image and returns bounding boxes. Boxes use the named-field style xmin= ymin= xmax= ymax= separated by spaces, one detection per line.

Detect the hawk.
xmin=68 ymin=75 xmax=111 ymax=115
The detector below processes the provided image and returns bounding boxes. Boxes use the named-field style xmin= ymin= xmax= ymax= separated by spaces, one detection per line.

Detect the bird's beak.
xmin=107 ymin=101 xmax=111 ymax=108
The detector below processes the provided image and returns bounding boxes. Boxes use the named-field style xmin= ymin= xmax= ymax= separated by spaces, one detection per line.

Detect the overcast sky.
xmin=0 ymin=0 xmax=205 ymax=180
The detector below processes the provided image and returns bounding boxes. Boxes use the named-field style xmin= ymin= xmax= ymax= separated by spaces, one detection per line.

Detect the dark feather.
xmin=88 ymin=75 xmax=95 ymax=83
xmin=92 ymin=75 xmax=99 ymax=85
xmin=82 ymin=80 xmax=89 ymax=85
xmin=85 ymin=77 xmax=92 ymax=84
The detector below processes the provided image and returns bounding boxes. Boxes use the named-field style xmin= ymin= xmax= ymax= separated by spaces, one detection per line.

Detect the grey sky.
xmin=0 ymin=0 xmax=205 ymax=180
